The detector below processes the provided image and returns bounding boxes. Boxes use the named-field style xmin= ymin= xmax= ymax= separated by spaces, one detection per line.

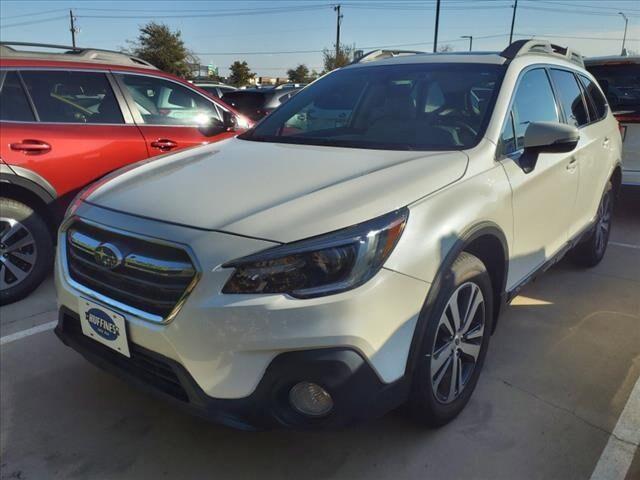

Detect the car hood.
xmin=87 ymin=138 xmax=468 ymax=243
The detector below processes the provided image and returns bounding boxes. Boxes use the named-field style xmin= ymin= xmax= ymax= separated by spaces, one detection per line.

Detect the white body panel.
xmin=56 ymin=51 xmax=622 ymax=402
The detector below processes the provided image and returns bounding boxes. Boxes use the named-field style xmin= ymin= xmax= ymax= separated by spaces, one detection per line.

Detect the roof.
xmin=348 ymin=40 xmax=585 ymax=70
xmin=0 ymin=42 xmax=157 ymax=70
xmin=347 ymin=52 xmax=507 ymax=69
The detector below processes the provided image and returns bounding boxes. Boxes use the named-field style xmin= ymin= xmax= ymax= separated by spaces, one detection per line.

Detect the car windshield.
xmin=240 ymin=63 xmax=505 ymax=151
xmin=587 ymin=63 xmax=640 ymax=115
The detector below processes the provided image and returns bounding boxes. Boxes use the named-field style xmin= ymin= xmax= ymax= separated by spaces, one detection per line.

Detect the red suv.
xmin=0 ymin=42 xmax=249 ymax=304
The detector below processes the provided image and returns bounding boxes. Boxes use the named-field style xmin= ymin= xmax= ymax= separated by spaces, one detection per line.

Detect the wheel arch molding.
xmin=403 ymin=221 xmax=509 ymax=378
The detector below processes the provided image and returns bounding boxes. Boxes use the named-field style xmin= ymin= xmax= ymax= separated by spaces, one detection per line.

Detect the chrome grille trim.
xmin=68 ymin=228 xmax=195 ymax=278
xmin=61 ymin=216 xmax=201 ymax=324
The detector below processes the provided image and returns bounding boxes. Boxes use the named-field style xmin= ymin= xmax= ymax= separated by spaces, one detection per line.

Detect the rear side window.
xmin=0 ymin=71 xmax=35 ymax=122
xmin=504 ymin=68 xmax=560 ymax=154
xmin=118 ymin=74 xmax=220 ymax=126
xmin=21 ymin=71 xmax=123 ymax=124
xmin=579 ymin=74 xmax=607 ymax=121
xmin=549 ymin=69 xmax=589 ymax=127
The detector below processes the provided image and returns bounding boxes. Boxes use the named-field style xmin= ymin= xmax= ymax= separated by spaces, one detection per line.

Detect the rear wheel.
xmin=408 ymin=252 xmax=493 ymax=427
xmin=0 ymin=198 xmax=53 ymax=305
xmin=569 ymin=182 xmax=613 ymax=268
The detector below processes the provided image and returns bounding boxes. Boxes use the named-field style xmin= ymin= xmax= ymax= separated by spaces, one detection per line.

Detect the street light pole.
xmin=433 ymin=0 xmax=441 ymax=53
xmin=461 ymin=35 xmax=473 ymax=52
xmin=619 ymin=12 xmax=628 ymax=55
xmin=509 ymin=0 xmax=518 ymax=45
xmin=334 ymin=5 xmax=343 ymax=61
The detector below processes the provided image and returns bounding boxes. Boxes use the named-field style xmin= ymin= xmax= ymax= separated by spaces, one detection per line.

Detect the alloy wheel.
xmin=430 ymin=281 xmax=486 ymax=404
xmin=595 ymin=192 xmax=612 ymax=255
xmin=0 ymin=218 xmax=38 ymax=291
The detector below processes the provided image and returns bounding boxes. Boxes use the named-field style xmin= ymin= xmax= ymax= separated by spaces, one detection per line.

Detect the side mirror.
xmin=198 ymin=117 xmax=226 ymax=137
xmin=222 ymin=110 xmax=237 ymax=130
xmin=198 ymin=112 xmax=238 ymax=137
xmin=524 ymin=121 xmax=579 ymax=153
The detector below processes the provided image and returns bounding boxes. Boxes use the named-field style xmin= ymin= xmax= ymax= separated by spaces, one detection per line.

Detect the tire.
xmin=0 ymin=198 xmax=54 ymax=305
xmin=569 ymin=182 xmax=613 ymax=268
xmin=408 ymin=252 xmax=493 ymax=427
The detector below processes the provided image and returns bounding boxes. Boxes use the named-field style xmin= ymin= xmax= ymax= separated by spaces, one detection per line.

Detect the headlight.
xmin=222 ymin=208 xmax=408 ymax=298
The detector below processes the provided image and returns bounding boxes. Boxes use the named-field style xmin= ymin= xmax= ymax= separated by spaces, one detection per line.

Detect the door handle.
xmin=150 ymin=139 xmax=178 ymax=151
xmin=602 ymin=137 xmax=610 ymax=147
xmin=566 ymin=157 xmax=578 ymax=171
xmin=9 ymin=140 xmax=51 ymax=154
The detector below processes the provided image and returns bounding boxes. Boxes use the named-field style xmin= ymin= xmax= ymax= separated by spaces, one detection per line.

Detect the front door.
xmin=498 ymin=68 xmax=579 ymax=289
xmin=114 ymin=73 xmax=235 ymax=157
xmin=0 ymin=69 xmax=148 ymax=203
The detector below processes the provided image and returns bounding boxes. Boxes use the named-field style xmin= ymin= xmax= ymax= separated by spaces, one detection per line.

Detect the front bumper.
xmin=56 ymin=307 xmax=410 ymax=430
xmin=55 ymin=206 xmax=430 ymax=428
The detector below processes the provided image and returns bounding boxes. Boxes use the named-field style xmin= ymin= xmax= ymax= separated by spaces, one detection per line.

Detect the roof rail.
xmin=0 ymin=42 xmax=158 ymax=70
xmin=500 ymin=39 xmax=584 ymax=68
xmin=353 ymin=49 xmax=427 ymax=64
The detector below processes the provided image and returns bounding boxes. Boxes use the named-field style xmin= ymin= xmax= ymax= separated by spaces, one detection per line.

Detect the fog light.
xmin=289 ymin=382 xmax=334 ymax=417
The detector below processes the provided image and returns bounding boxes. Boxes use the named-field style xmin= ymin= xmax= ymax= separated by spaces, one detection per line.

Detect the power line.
xmin=525 ymin=0 xmax=640 ymax=13
xmin=0 ymin=15 xmax=68 ymax=29
xmin=78 ymin=5 xmax=331 ymax=20
xmin=0 ymin=8 xmax=68 ymax=20
xmin=520 ymin=5 xmax=640 ymax=17
xmin=193 ymin=34 xmax=509 ymax=56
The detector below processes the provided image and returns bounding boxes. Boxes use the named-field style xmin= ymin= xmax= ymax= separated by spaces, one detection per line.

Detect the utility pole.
xmin=334 ymin=5 xmax=343 ymax=61
xmin=509 ymin=0 xmax=518 ymax=45
xmin=461 ymin=35 xmax=473 ymax=52
xmin=69 ymin=9 xmax=77 ymax=48
xmin=619 ymin=12 xmax=628 ymax=55
xmin=433 ymin=0 xmax=441 ymax=53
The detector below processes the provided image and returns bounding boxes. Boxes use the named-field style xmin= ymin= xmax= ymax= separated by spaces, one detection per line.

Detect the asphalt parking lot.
xmin=1 ymin=188 xmax=638 ymax=480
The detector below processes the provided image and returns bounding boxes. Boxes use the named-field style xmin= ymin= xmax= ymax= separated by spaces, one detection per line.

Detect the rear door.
xmin=0 ymin=69 xmax=148 ymax=200
xmin=548 ymin=68 xmax=604 ymax=235
xmin=115 ymin=73 xmax=235 ymax=156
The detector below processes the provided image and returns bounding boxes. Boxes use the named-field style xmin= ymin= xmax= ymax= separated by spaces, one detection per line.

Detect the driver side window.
xmin=501 ymin=68 xmax=559 ymax=156
xmin=119 ymin=74 xmax=220 ymax=126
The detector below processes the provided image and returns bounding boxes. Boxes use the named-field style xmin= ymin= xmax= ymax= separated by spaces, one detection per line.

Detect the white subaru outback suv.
xmin=55 ymin=40 xmax=622 ymax=430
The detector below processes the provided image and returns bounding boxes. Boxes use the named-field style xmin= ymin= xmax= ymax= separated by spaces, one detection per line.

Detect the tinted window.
xmin=579 ymin=74 xmax=608 ymax=120
xmin=587 ymin=63 xmax=640 ymax=115
xmin=21 ymin=71 xmax=123 ymax=124
xmin=243 ymin=63 xmax=505 ymax=151
xmin=507 ymin=68 xmax=559 ymax=153
xmin=550 ymin=69 xmax=589 ymax=127
xmin=223 ymin=91 xmax=268 ymax=121
xmin=0 ymin=71 xmax=35 ymax=122
xmin=119 ymin=74 xmax=220 ymax=126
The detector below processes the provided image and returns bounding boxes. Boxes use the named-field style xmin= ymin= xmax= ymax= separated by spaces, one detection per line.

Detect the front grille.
xmin=66 ymin=220 xmax=197 ymax=319
xmin=63 ymin=311 xmax=189 ymax=402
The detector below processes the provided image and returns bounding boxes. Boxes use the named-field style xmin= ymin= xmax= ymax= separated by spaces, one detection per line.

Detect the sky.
xmin=1 ymin=0 xmax=639 ymax=78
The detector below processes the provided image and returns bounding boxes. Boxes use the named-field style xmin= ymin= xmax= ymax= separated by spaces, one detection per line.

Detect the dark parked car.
xmin=222 ymin=88 xmax=300 ymax=121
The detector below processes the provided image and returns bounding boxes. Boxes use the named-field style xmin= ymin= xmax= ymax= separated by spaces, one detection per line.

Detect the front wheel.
xmin=0 ymin=198 xmax=54 ymax=305
xmin=408 ymin=252 xmax=493 ymax=427
xmin=569 ymin=182 xmax=613 ymax=268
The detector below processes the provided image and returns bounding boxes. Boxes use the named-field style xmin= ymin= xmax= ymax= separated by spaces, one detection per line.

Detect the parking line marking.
xmin=610 ymin=242 xmax=640 ymax=250
xmin=589 ymin=375 xmax=640 ymax=480
xmin=0 ymin=321 xmax=57 ymax=346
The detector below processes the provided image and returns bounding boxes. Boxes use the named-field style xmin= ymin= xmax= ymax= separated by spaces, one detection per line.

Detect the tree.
xmin=129 ymin=22 xmax=195 ymax=78
xmin=437 ymin=44 xmax=455 ymax=53
xmin=322 ymin=44 xmax=354 ymax=73
xmin=287 ymin=64 xmax=310 ymax=83
xmin=228 ymin=61 xmax=255 ymax=87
